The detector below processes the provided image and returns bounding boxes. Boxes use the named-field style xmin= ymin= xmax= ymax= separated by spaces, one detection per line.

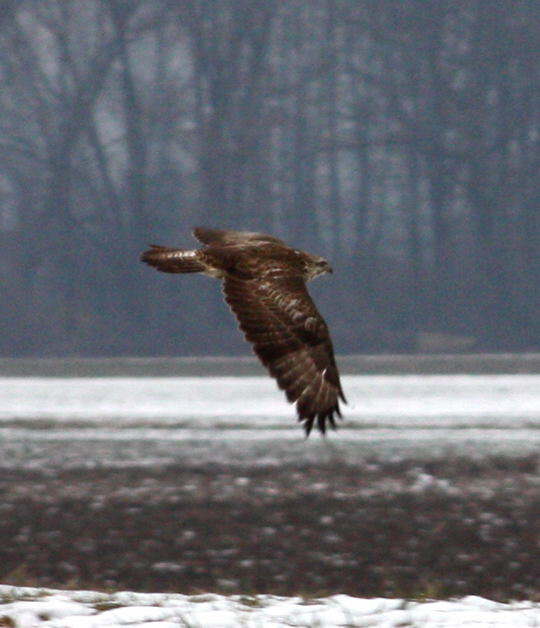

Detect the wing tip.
xmin=299 ymin=403 xmax=343 ymax=437
xmin=193 ymin=226 xmax=223 ymax=244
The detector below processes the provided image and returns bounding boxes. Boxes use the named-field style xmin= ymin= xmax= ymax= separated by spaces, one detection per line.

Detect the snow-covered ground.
xmin=1 ymin=370 xmax=538 ymax=623
xmin=2 ymin=374 xmax=539 ymax=425
xmin=0 ymin=374 xmax=539 ymax=471
xmin=1 ymin=585 xmax=539 ymax=627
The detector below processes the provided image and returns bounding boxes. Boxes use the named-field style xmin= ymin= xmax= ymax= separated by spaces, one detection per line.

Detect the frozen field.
xmin=0 ymin=359 xmax=539 ymax=618
xmin=0 ymin=374 xmax=539 ymax=471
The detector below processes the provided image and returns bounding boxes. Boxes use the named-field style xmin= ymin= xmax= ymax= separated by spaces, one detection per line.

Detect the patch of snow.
xmin=1 ymin=375 xmax=539 ymax=424
xmin=0 ymin=586 xmax=539 ymax=627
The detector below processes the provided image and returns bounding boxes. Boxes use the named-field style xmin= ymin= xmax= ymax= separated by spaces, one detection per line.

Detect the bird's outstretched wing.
xmin=223 ymin=270 xmax=345 ymax=435
xmin=193 ymin=227 xmax=285 ymax=247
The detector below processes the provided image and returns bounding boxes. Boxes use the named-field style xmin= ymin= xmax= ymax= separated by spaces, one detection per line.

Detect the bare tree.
xmin=0 ymin=0 xmax=537 ymax=356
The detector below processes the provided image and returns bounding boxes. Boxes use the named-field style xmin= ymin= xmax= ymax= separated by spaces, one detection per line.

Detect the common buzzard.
xmin=141 ymin=227 xmax=346 ymax=435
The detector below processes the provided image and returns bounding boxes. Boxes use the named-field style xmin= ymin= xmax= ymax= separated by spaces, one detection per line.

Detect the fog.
xmin=0 ymin=0 xmax=538 ymax=356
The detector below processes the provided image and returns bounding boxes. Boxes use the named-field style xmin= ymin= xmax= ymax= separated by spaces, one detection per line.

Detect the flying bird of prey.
xmin=141 ymin=227 xmax=346 ymax=435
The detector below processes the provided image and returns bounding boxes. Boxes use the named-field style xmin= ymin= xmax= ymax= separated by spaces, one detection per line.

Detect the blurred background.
xmin=0 ymin=0 xmax=538 ymax=357
xmin=1 ymin=1 xmax=539 ymax=601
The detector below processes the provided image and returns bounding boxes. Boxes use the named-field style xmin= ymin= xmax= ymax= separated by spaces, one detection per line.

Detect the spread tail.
xmin=140 ymin=245 xmax=206 ymax=274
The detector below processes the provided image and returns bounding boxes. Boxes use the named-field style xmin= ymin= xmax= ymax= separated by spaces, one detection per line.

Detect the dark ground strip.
xmin=0 ymin=456 xmax=538 ymax=601
xmin=1 ymin=353 xmax=540 ymax=377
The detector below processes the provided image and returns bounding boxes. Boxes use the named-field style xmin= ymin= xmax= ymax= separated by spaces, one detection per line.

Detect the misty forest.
xmin=0 ymin=0 xmax=538 ymax=357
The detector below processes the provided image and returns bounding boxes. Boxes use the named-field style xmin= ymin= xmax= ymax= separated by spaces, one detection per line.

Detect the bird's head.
xmin=307 ymin=255 xmax=333 ymax=280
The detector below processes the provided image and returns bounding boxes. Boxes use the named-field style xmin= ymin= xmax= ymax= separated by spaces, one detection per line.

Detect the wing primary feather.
xmin=222 ymin=257 xmax=345 ymax=436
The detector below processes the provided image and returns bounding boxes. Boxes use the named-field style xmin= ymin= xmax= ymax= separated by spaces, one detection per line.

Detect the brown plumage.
xmin=141 ymin=227 xmax=346 ymax=435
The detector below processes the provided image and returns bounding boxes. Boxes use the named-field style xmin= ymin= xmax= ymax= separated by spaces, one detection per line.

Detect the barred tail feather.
xmin=140 ymin=245 xmax=205 ymax=274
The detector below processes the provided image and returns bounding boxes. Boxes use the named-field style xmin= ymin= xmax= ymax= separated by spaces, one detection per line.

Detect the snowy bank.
xmin=0 ymin=586 xmax=539 ymax=627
